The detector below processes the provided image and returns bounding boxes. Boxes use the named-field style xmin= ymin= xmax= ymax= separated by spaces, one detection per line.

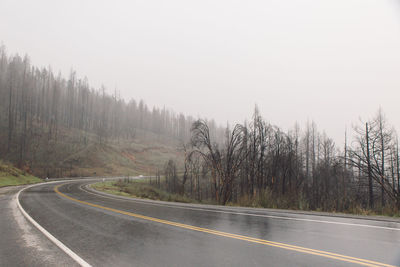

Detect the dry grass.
xmin=0 ymin=160 xmax=42 ymax=187
xmin=92 ymin=179 xmax=196 ymax=203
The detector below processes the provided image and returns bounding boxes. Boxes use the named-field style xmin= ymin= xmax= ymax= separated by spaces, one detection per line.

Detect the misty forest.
xmin=1 ymin=46 xmax=399 ymax=215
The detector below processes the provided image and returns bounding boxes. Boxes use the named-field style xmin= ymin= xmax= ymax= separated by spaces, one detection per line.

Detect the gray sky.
xmin=1 ymin=0 xmax=400 ymax=145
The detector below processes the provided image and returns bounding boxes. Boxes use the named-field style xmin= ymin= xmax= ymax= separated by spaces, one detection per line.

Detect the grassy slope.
xmin=0 ymin=123 xmax=185 ymax=178
xmin=57 ymin=128 xmax=185 ymax=177
xmin=0 ymin=161 xmax=42 ymax=187
xmin=92 ymin=180 xmax=196 ymax=203
xmin=61 ymin=141 xmax=184 ymax=177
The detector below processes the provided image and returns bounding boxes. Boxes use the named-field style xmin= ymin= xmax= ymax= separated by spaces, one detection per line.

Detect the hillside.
xmin=0 ymin=160 xmax=42 ymax=187
xmin=0 ymin=123 xmax=185 ymax=178
xmin=60 ymin=139 xmax=184 ymax=177
xmin=0 ymin=46 xmax=210 ymax=178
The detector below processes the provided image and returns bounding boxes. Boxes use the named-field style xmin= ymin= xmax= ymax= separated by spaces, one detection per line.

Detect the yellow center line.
xmin=54 ymin=184 xmax=395 ymax=267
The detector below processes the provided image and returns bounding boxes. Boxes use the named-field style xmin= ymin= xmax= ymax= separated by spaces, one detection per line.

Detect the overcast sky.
xmin=1 ymin=0 xmax=400 ymax=145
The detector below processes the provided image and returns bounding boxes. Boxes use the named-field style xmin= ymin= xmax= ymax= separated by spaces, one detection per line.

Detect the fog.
xmin=1 ymin=0 xmax=400 ymax=144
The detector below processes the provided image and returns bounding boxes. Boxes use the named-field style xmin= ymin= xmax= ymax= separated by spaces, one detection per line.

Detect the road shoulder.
xmin=0 ymin=185 xmax=79 ymax=267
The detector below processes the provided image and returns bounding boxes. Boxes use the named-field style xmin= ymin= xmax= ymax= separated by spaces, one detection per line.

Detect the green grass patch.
xmin=0 ymin=161 xmax=42 ymax=187
xmin=91 ymin=179 xmax=196 ymax=203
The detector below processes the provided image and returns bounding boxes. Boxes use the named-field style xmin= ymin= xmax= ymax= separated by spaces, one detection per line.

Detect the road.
xmin=0 ymin=185 xmax=78 ymax=267
xmin=17 ymin=179 xmax=400 ymax=266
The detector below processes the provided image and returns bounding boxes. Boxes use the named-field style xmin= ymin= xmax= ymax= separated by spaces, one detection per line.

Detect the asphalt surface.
xmin=17 ymin=180 xmax=400 ymax=267
xmin=0 ymin=185 xmax=78 ymax=267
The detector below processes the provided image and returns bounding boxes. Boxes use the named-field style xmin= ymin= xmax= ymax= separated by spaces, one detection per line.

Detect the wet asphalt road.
xmin=0 ymin=185 xmax=78 ymax=267
xmin=19 ymin=180 xmax=400 ymax=267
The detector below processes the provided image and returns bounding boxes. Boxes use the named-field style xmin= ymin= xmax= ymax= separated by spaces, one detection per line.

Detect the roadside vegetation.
xmin=101 ymin=108 xmax=399 ymax=217
xmin=93 ymin=106 xmax=399 ymax=218
xmin=174 ymin=111 xmax=399 ymax=217
xmin=92 ymin=179 xmax=197 ymax=203
xmin=93 ymin=178 xmax=398 ymax=217
xmin=174 ymin=110 xmax=400 ymax=216
xmin=0 ymin=160 xmax=41 ymax=187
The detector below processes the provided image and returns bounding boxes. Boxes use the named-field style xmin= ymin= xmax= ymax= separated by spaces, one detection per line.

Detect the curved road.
xmin=19 ymin=180 xmax=400 ymax=266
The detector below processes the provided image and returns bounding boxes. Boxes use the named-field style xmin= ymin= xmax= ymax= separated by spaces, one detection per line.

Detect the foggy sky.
xmin=1 ymin=0 xmax=400 ymax=145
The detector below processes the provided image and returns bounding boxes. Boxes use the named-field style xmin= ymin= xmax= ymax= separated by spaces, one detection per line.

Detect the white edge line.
xmin=82 ymin=184 xmax=400 ymax=232
xmin=16 ymin=182 xmax=92 ymax=267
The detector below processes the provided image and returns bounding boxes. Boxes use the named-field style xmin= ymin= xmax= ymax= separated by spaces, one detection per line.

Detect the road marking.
xmin=81 ymin=184 xmax=400 ymax=232
xmin=56 ymin=184 xmax=395 ymax=267
xmin=17 ymin=182 xmax=92 ymax=267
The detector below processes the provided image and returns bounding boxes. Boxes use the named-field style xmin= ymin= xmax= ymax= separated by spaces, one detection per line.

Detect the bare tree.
xmin=190 ymin=120 xmax=247 ymax=204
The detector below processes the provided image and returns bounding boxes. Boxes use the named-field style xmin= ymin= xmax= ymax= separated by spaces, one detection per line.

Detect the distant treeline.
xmin=0 ymin=45 xmax=224 ymax=173
xmin=160 ymin=108 xmax=400 ymax=213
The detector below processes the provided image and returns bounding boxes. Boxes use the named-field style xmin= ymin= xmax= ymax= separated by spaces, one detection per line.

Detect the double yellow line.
xmin=54 ymin=184 xmax=395 ymax=267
